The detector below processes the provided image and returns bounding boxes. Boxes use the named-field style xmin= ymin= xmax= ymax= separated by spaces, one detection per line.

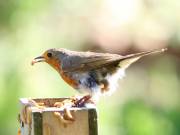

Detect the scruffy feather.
xmin=103 ymin=69 xmax=125 ymax=96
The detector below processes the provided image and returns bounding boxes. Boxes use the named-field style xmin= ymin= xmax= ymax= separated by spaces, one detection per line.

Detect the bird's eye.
xmin=47 ymin=52 xmax=52 ymax=58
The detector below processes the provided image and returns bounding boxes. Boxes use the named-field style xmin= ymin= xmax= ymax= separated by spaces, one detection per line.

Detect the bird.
xmin=31 ymin=48 xmax=167 ymax=105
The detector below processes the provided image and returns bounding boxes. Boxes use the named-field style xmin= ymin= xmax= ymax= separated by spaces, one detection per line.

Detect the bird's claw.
xmin=53 ymin=95 xmax=94 ymax=126
xmin=54 ymin=95 xmax=93 ymax=108
xmin=74 ymin=95 xmax=93 ymax=107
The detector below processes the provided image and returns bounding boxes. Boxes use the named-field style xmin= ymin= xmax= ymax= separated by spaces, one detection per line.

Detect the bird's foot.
xmin=74 ymin=95 xmax=94 ymax=107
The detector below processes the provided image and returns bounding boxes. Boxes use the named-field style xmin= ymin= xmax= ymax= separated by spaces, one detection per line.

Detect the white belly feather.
xmin=103 ymin=69 xmax=125 ymax=96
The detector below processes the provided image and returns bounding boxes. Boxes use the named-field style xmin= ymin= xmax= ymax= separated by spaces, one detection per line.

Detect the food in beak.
xmin=31 ymin=56 xmax=45 ymax=65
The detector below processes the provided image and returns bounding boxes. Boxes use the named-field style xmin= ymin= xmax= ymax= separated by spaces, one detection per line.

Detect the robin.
xmin=31 ymin=48 xmax=166 ymax=104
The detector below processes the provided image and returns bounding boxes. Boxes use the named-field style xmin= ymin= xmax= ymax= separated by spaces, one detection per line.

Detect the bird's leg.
xmin=74 ymin=95 xmax=93 ymax=107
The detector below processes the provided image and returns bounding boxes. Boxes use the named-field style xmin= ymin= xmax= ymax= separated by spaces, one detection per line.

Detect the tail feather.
xmin=119 ymin=48 xmax=167 ymax=69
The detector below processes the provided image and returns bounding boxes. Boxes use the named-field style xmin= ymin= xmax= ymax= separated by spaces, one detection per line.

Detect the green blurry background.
xmin=0 ymin=0 xmax=180 ymax=135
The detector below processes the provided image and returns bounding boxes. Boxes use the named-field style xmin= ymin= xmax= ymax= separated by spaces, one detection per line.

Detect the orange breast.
xmin=59 ymin=71 xmax=78 ymax=89
xmin=47 ymin=59 xmax=78 ymax=89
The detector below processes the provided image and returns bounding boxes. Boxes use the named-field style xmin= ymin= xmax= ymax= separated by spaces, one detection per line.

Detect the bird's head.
xmin=31 ymin=48 xmax=67 ymax=71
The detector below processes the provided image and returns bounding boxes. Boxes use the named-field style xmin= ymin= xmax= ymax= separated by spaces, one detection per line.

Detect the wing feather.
xmin=60 ymin=48 xmax=166 ymax=73
xmin=61 ymin=52 xmax=122 ymax=72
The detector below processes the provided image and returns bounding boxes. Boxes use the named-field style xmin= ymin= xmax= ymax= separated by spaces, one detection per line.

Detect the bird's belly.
xmin=59 ymin=71 xmax=99 ymax=95
xmin=74 ymin=73 xmax=100 ymax=95
xmin=59 ymin=68 xmax=125 ymax=96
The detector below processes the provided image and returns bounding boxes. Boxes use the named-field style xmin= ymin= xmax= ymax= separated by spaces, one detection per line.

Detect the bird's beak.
xmin=31 ymin=56 xmax=45 ymax=65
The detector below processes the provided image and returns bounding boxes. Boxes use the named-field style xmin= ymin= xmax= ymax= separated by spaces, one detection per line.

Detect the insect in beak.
xmin=31 ymin=56 xmax=45 ymax=65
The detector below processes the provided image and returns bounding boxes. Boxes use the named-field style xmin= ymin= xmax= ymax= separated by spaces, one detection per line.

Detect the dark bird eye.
xmin=47 ymin=52 xmax=52 ymax=58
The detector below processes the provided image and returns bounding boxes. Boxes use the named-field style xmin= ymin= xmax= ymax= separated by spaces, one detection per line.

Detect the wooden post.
xmin=19 ymin=98 xmax=98 ymax=135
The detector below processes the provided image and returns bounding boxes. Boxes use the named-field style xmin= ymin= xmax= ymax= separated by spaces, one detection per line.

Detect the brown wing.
xmin=61 ymin=48 xmax=167 ymax=73
xmin=61 ymin=51 xmax=122 ymax=72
